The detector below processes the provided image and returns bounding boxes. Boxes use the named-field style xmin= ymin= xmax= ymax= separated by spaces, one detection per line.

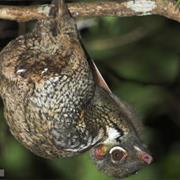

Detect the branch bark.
xmin=0 ymin=0 xmax=179 ymax=22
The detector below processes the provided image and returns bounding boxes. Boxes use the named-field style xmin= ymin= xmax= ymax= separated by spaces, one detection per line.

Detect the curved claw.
xmin=51 ymin=0 xmax=69 ymax=17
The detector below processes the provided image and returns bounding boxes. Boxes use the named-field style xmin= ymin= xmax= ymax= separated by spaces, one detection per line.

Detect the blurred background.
xmin=0 ymin=0 xmax=180 ymax=179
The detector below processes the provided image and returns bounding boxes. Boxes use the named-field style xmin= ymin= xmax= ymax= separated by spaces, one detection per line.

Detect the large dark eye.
xmin=109 ymin=146 xmax=127 ymax=163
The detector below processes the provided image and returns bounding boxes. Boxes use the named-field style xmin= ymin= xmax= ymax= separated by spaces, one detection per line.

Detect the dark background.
xmin=0 ymin=0 xmax=180 ymax=179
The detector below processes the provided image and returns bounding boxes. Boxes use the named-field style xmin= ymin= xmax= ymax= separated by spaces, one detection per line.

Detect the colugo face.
xmin=90 ymin=138 xmax=153 ymax=178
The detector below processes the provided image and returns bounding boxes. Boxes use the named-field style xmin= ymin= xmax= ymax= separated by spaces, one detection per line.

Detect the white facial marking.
xmin=104 ymin=127 xmax=121 ymax=144
xmin=109 ymin=146 xmax=126 ymax=154
xmin=127 ymin=0 xmax=156 ymax=13
xmin=134 ymin=145 xmax=142 ymax=152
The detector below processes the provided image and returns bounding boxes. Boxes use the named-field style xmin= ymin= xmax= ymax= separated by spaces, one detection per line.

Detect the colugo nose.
xmin=134 ymin=146 xmax=153 ymax=165
xmin=140 ymin=151 xmax=153 ymax=164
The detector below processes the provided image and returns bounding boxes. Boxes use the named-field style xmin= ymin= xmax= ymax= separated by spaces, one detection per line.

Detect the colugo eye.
xmin=109 ymin=146 xmax=127 ymax=163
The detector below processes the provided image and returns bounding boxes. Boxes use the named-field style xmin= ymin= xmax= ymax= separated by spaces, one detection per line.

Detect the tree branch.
xmin=0 ymin=0 xmax=179 ymax=22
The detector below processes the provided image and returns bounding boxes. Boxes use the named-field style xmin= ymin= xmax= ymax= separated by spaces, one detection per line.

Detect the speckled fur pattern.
xmin=0 ymin=1 xmax=153 ymax=178
xmin=0 ymin=3 xmax=104 ymax=158
xmin=0 ymin=2 xmax=143 ymax=159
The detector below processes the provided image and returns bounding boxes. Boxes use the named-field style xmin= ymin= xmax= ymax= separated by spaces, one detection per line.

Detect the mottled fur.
xmin=0 ymin=0 xmax=152 ymax=178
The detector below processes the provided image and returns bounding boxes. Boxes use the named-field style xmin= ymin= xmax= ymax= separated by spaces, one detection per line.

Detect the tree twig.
xmin=0 ymin=0 xmax=179 ymax=22
xmin=105 ymin=66 xmax=175 ymax=87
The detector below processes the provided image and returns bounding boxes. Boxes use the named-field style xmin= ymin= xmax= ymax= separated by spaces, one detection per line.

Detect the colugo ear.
xmin=94 ymin=144 xmax=108 ymax=160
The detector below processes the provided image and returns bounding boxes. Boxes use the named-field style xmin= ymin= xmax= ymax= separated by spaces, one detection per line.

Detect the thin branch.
xmin=0 ymin=0 xmax=179 ymax=22
xmin=106 ymin=66 xmax=175 ymax=87
xmin=87 ymin=26 xmax=160 ymax=51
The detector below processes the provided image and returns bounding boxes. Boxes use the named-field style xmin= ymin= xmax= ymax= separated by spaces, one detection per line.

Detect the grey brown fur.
xmin=0 ymin=0 xmax=152 ymax=178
